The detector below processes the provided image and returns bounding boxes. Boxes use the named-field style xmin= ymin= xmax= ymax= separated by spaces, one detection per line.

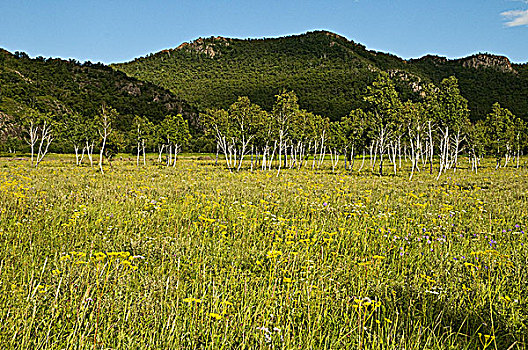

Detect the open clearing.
xmin=1 ymin=157 xmax=527 ymax=349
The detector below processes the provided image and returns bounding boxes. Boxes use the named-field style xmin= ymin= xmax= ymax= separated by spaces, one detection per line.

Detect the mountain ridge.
xmin=114 ymin=30 xmax=528 ymax=122
xmin=126 ymin=30 xmax=525 ymax=69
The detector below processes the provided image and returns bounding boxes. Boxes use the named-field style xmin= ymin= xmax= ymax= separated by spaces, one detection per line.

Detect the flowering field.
xmin=1 ymin=157 xmax=527 ymax=349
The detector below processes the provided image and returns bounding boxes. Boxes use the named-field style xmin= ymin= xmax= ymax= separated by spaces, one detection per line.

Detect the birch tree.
xmin=23 ymin=112 xmax=55 ymax=167
xmin=64 ymin=113 xmax=88 ymax=166
xmin=288 ymin=110 xmax=320 ymax=169
xmin=159 ymin=114 xmax=191 ymax=167
xmin=132 ymin=115 xmax=153 ymax=166
xmin=229 ymin=97 xmax=267 ymax=171
xmin=202 ymin=108 xmax=233 ymax=169
xmin=34 ymin=119 xmax=54 ymax=168
xmin=402 ymin=101 xmax=426 ymax=180
xmin=342 ymin=109 xmax=369 ymax=173
xmin=484 ymin=102 xmax=515 ymax=168
xmin=272 ymin=90 xmax=300 ymax=176
xmin=95 ymin=105 xmax=117 ymax=174
xmin=466 ymin=120 xmax=486 ymax=173
xmin=328 ymin=121 xmax=346 ymax=172
xmin=434 ymin=77 xmax=469 ymax=178
xmin=363 ymin=72 xmax=402 ymax=176
xmin=513 ymin=118 xmax=526 ymax=168
xmin=25 ymin=119 xmax=39 ymax=166
xmin=83 ymin=119 xmax=97 ymax=167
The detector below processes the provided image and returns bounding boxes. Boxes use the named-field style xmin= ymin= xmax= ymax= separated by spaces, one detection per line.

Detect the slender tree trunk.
xmin=268 ymin=141 xmax=277 ymax=171
xmin=436 ymin=127 xmax=449 ymax=180
xmin=349 ymin=146 xmax=355 ymax=174
xmin=174 ymin=145 xmax=179 ymax=165
xmin=428 ymin=121 xmax=434 ymax=175
xmin=157 ymin=145 xmax=165 ymax=163
xmin=250 ymin=145 xmax=254 ymax=172
xmin=86 ymin=141 xmax=94 ymax=167
xmin=392 ymin=143 xmax=397 ymax=175
xmin=262 ymin=144 xmax=267 ymax=171
xmin=312 ymin=140 xmax=318 ymax=169
xmin=167 ymin=144 xmax=172 ymax=167
xmin=35 ymin=124 xmax=53 ymax=168
xmin=409 ymin=138 xmax=415 ymax=181
xmin=453 ymin=131 xmax=460 ymax=172
xmin=142 ymin=140 xmax=146 ymax=166
xmin=74 ymin=145 xmax=80 ymax=166
xmin=276 ymin=132 xmax=283 ymax=176
xmin=79 ymin=145 xmax=86 ymax=165
xmin=398 ymin=137 xmax=402 ymax=169
xmin=137 ymin=142 xmax=141 ymax=167
xmin=99 ymin=136 xmax=106 ymax=174
xmin=358 ymin=149 xmax=366 ymax=173
xmin=26 ymin=122 xmax=38 ymax=167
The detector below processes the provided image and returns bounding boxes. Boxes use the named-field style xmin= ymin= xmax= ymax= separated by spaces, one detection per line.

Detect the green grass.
xmin=1 ymin=156 xmax=527 ymax=349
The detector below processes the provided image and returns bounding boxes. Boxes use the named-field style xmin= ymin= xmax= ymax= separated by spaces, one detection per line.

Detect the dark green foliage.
xmin=0 ymin=49 xmax=197 ymax=152
xmin=408 ymin=55 xmax=528 ymax=122
xmin=114 ymin=31 xmax=388 ymax=121
xmin=115 ymin=31 xmax=528 ymax=123
xmin=484 ymin=103 xmax=516 ymax=162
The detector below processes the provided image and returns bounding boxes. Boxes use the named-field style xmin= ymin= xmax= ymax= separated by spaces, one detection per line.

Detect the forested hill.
xmin=114 ymin=30 xmax=528 ymax=122
xmin=409 ymin=54 xmax=528 ymax=122
xmin=0 ymin=49 xmax=197 ymax=130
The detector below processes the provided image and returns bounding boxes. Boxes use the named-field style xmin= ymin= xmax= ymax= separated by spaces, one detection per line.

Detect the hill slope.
xmin=0 ymin=50 xmax=197 ymax=131
xmin=114 ymin=31 xmax=528 ymax=122
xmin=409 ymin=54 xmax=528 ymax=121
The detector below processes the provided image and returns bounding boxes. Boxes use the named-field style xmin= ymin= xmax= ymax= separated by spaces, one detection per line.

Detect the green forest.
xmin=115 ymin=31 xmax=528 ymax=123
xmin=1 ymin=30 xmax=527 ymax=162
xmin=0 ymin=49 xmax=197 ymax=152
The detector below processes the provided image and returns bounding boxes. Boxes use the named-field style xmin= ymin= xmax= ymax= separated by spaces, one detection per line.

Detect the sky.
xmin=0 ymin=0 xmax=527 ymax=64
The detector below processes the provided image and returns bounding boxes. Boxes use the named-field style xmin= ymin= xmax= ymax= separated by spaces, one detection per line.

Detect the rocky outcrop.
xmin=320 ymin=30 xmax=348 ymax=42
xmin=176 ymin=36 xmax=231 ymax=58
xmin=388 ymin=69 xmax=425 ymax=96
xmin=118 ymin=81 xmax=141 ymax=96
xmin=413 ymin=53 xmax=516 ymax=73
xmin=457 ymin=54 xmax=515 ymax=73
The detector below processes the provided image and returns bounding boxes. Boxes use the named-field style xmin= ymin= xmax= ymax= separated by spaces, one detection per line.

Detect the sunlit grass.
xmin=0 ymin=155 xmax=527 ymax=349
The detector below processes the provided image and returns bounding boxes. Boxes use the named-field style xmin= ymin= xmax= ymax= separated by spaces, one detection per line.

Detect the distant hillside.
xmin=114 ymin=30 xmax=528 ymax=122
xmin=0 ymin=49 xmax=197 ymax=131
xmin=409 ymin=54 xmax=528 ymax=121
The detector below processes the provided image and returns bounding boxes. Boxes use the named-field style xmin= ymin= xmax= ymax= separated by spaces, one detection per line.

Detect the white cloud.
xmin=501 ymin=9 xmax=528 ymax=27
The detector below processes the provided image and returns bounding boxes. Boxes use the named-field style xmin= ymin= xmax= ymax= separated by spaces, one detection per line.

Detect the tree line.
xmin=201 ymin=73 xmax=527 ymax=178
xmin=4 ymin=106 xmax=191 ymax=173
xmin=1 ymin=73 xmax=526 ymax=177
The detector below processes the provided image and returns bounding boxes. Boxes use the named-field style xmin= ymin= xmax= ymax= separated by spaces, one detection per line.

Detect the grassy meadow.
xmin=0 ymin=155 xmax=527 ymax=349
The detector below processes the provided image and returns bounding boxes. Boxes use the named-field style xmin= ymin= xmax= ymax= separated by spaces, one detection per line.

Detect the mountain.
xmin=0 ymin=49 xmax=198 ymax=132
xmin=409 ymin=53 xmax=528 ymax=121
xmin=114 ymin=30 xmax=528 ymax=122
xmin=2 ymin=29 xmax=527 ymax=145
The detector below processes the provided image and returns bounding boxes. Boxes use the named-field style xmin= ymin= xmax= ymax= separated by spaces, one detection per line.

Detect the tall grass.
xmin=0 ymin=156 xmax=527 ymax=349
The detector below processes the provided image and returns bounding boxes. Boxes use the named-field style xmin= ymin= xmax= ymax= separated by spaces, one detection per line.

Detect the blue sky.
xmin=1 ymin=0 xmax=527 ymax=64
